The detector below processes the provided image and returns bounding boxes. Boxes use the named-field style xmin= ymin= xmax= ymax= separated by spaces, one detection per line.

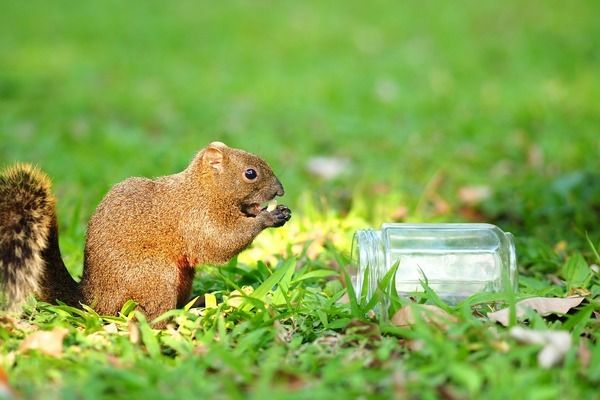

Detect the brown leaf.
xmin=437 ymin=384 xmax=465 ymax=400
xmin=336 ymin=293 xmax=350 ymax=304
xmin=19 ymin=327 xmax=68 ymax=357
xmin=128 ymin=320 xmax=140 ymax=344
xmin=458 ymin=185 xmax=491 ymax=206
xmin=0 ymin=315 xmax=36 ymax=334
xmin=391 ymin=206 xmax=408 ymax=222
xmin=509 ymin=327 xmax=571 ymax=368
xmin=432 ymin=194 xmax=451 ymax=216
xmin=391 ymin=304 xmax=458 ymax=330
xmin=273 ymin=369 xmax=306 ymax=391
xmin=346 ymin=319 xmax=381 ymax=340
xmin=103 ymin=323 xmax=119 ymax=334
xmin=527 ymin=144 xmax=544 ymax=168
xmin=0 ymin=366 xmax=15 ymax=399
xmin=553 ymin=240 xmax=568 ymax=255
xmin=305 ymin=156 xmax=351 ymax=180
xmin=491 ymin=340 xmax=510 ymax=353
xmin=578 ymin=340 xmax=591 ymax=369
xmin=488 ymin=297 xmax=585 ymax=326
xmin=458 ymin=206 xmax=487 ymax=222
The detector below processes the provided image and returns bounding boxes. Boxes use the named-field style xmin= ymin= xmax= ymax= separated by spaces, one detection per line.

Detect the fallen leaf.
xmin=527 ymin=144 xmax=544 ymax=168
xmin=336 ymin=293 xmax=349 ymax=304
xmin=274 ymin=320 xmax=293 ymax=344
xmin=405 ymin=339 xmax=425 ymax=352
xmin=273 ymin=369 xmax=306 ymax=391
xmin=346 ymin=319 xmax=381 ymax=340
xmin=391 ymin=304 xmax=458 ymax=330
xmin=567 ymin=288 xmax=591 ymax=297
xmin=392 ymin=369 xmax=409 ymax=398
xmin=509 ymin=327 xmax=571 ymax=368
xmin=437 ymin=384 xmax=463 ymax=400
xmin=305 ymin=156 xmax=351 ymax=180
xmin=107 ymin=354 xmax=124 ymax=369
xmin=103 ymin=323 xmax=119 ymax=334
xmin=0 ymin=366 xmax=15 ymax=399
xmin=19 ymin=327 xmax=68 ymax=357
xmin=578 ymin=340 xmax=591 ymax=369
xmin=554 ymin=240 xmax=567 ymax=254
xmin=458 ymin=185 xmax=491 ymax=206
xmin=491 ymin=340 xmax=510 ymax=353
xmin=488 ymin=297 xmax=584 ymax=326
xmin=391 ymin=206 xmax=408 ymax=221
xmin=128 ymin=320 xmax=140 ymax=344
xmin=432 ymin=194 xmax=451 ymax=216
xmin=0 ymin=315 xmax=36 ymax=334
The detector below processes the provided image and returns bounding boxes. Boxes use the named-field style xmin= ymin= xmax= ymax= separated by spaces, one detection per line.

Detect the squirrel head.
xmin=191 ymin=142 xmax=285 ymax=216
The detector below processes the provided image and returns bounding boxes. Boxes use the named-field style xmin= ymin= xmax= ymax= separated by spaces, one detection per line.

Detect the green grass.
xmin=1 ymin=0 xmax=600 ymax=398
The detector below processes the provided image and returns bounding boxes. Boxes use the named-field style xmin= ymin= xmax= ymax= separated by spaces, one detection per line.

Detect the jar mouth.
xmin=350 ymin=230 xmax=365 ymax=298
xmin=351 ymin=229 xmax=383 ymax=300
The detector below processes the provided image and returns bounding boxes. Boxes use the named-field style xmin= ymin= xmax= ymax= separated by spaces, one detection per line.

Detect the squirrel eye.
xmin=244 ymin=168 xmax=258 ymax=180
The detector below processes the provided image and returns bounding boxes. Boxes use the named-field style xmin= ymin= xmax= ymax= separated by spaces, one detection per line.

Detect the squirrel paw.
xmin=265 ymin=204 xmax=291 ymax=227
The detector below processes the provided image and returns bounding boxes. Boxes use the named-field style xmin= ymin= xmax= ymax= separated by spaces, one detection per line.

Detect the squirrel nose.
xmin=274 ymin=178 xmax=285 ymax=196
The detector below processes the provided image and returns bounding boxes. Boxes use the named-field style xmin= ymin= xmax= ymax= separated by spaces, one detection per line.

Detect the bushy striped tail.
xmin=0 ymin=164 xmax=59 ymax=312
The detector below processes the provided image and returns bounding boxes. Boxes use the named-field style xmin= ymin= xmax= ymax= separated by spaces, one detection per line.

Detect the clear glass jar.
xmin=351 ymin=223 xmax=517 ymax=305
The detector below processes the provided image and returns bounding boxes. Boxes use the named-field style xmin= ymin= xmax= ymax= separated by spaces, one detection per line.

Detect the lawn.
xmin=1 ymin=0 xmax=599 ymax=398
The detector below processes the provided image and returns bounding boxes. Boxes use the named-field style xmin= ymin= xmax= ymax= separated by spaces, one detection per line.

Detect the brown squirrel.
xmin=0 ymin=142 xmax=291 ymax=321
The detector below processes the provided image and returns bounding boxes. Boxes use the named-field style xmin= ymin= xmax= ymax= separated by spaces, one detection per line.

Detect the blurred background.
xmin=1 ymin=0 xmax=599 ymax=268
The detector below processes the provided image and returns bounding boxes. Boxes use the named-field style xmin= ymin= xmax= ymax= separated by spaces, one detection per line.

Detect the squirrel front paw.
xmin=263 ymin=204 xmax=291 ymax=228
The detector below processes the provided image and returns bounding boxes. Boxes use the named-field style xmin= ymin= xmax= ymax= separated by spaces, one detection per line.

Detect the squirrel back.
xmin=0 ymin=142 xmax=291 ymax=320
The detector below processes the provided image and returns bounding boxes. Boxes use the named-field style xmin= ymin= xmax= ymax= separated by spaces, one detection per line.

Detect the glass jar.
xmin=351 ymin=223 xmax=517 ymax=305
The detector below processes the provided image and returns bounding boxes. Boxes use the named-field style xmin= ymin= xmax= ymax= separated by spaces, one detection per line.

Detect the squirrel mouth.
xmin=242 ymin=199 xmax=278 ymax=217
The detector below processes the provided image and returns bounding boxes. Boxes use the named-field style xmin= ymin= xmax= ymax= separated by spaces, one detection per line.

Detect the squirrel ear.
xmin=204 ymin=145 xmax=224 ymax=172
xmin=208 ymin=141 xmax=228 ymax=149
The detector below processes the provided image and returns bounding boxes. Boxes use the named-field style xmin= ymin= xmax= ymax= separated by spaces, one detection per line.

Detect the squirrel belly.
xmin=0 ymin=142 xmax=291 ymax=320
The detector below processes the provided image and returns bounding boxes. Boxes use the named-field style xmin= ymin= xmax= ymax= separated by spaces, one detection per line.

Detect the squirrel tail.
xmin=0 ymin=164 xmax=80 ymax=312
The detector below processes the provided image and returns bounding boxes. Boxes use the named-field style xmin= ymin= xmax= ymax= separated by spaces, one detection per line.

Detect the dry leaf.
xmin=392 ymin=304 xmax=458 ymax=330
xmin=336 ymin=293 xmax=350 ymax=304
xmin=273 ymin=369 xmax=306 ymax=391
xmin=554 ymin=240 xmax=567 ymax=254
xmin=103 ymin=323 xmax=119 ymax=334
xmin=0 ymin=366 xmax=15 ymax=399
xmin=458 ymin=185 xmax=491 ymax=206
xmin=305 ymin=156 xmax=351 ymax=180
xmin=437 ymin=384 xmax=463 ymax=400
xmin=527 ymin=144 xmax=544 ymax=168
xmin=19 ymin=327 xmax=68 ymax=357
xmin=0 ymin=315 xmax=36 ymax=334
xmin=488 ymin=297 xmax=584 ymax=326
xmin=491 ymin=340 xmax=510 ymax=353
xmin=391 ymin=206 xmax=408 ymax=222
xmin=128 ymin=320 xmax=140 ymax=344
xmin=509 ymin=327 xmax=571 ymax=368
xmin=578 ymin=340 xmax=591 ymax=369
xmin=346 ymin=319 xmax=381 ymax=340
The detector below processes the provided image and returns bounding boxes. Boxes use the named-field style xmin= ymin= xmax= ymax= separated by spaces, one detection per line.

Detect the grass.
xmin=1 ymin=0 xmax=600 ymax=398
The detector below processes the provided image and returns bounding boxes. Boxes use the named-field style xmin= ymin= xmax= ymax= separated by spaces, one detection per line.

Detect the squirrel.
xmin=0 ymin=141 xmax=291 ymax=321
